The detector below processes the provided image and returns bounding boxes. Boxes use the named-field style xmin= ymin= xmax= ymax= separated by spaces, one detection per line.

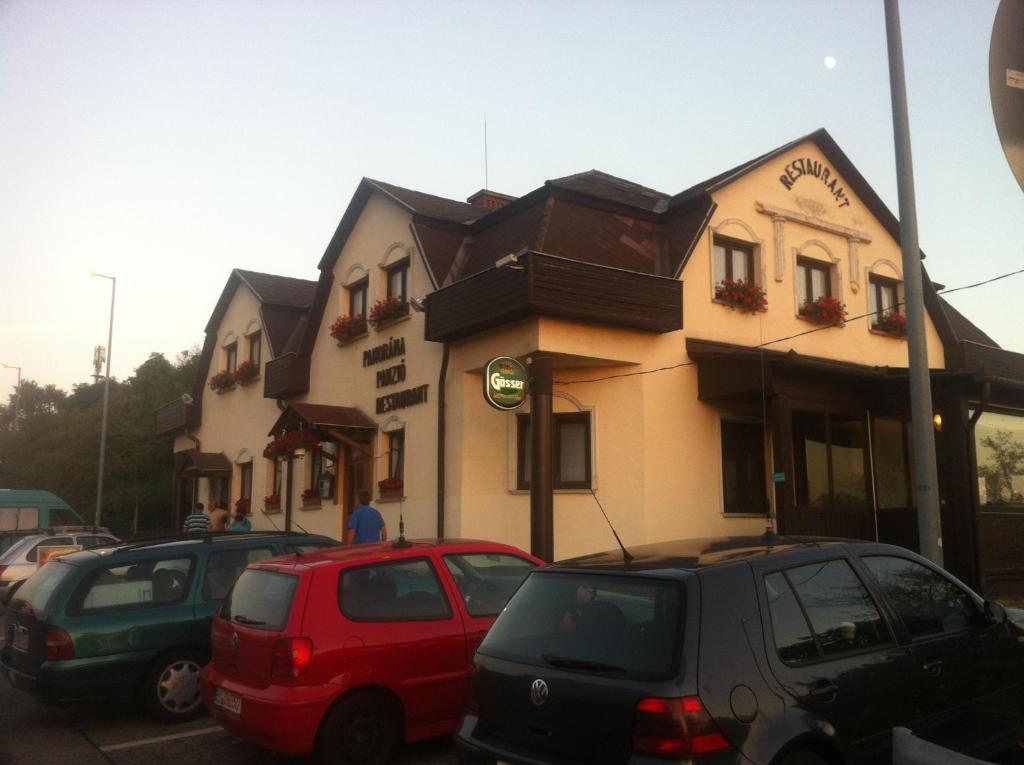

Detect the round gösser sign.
xmin=483 ymin=356 xmax=529 ymax=411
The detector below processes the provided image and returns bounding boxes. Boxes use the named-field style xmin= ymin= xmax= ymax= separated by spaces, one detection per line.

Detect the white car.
xmin=0 ymin=528 xmax=119 ymax=605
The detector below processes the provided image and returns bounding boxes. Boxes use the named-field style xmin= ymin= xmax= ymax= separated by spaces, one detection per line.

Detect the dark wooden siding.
xmin=263 ymin=353 xmax=310 ymax=399
xmin=425 ymin=252 xmax=682 ymax=342
xmin=155 ymin=399 xmax=199 ymax=436
xmin=960 ymin=341 xmax=1024 ymax=381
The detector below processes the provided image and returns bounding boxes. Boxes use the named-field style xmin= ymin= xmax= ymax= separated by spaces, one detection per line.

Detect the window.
xmin=793 ymin=411 xmax=867 ymax=511
xmin=247 ymin=332 xmax=261 ymax=366
xmin=348 ymin=278 xmax=368 ymax=317
xmin=721 ymin=420 xmax=768 ymax=514
xmin=310 ymin=445 xmax=337 ymax=500
xmin=863 ymin=556 xmax=984 ymax=638
xmin=872 ymin=417 xmax=913 ymax=509
xmin=972 ymin=410 xmax=1024 ymax=507
xmin=27 ymin=537 xmax=74 ymax=563
xmin=387 ymin=430 xmax=405 ymax=483
xmin=444 ymin=553 xmax=537 ymax=616
xmin=210 ymin=476 xmax=230 ymax=509
xmin=202 ymin=547 xmax=274 ymax=601
xmin=713 ymin=236 xmax=755 ymax=285
xmin=766 ymin=560 xmax=891 ymax=664
xmin=868 ymin=275 xmax=900 ymax=323
xmin=517 ymin=412 xmax=592 ymax=490
xmin=240 ymin=462 xmax=253 ymax=505
xmin=272 ymin=459 xmax=283 ymax=496
xmin=224 ymin=342 xmax=238 ymax=374
xmin=220 ymin=569 xmax=299 ymax=631
xmin=796 ymin=257 xmax=831 ymax=306
xmin=72 ymin=557 xmax=194 ymax=613
xmin=340 ymin=559 xmax=451 ymax=621
xmin=386 ymin=260 xmax=409 ymax=303
xmin=0 ymin=507 xmax=39 ymax=530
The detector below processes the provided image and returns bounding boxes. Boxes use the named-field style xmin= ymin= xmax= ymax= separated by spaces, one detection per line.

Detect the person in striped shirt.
xmin=182 ymin=502 xmax=211 ymax=534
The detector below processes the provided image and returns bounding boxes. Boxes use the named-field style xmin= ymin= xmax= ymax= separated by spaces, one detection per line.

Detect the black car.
xmin=456 ymin=535 xmax=1024 ymax=765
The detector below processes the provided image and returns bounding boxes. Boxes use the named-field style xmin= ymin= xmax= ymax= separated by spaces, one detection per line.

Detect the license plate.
xmin=11 ymin=625 xmax=29 ymax=653
xmin=213 ymin=687 xmax=242 ymax=715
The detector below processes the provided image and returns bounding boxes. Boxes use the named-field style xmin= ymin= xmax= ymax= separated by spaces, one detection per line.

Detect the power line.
xmin=553 ymin=266 xmax=1024 ymax=387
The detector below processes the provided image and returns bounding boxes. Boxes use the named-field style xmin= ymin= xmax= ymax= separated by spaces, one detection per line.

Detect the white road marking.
xmin=98 ymin=725 xmax=225 ymax=752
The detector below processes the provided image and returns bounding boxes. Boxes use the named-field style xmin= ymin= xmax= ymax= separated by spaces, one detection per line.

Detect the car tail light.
xmin=44 ymin=627 xmax=75 ymax=661
xmin=271 ymin=637 xmax=313 ymax=679
xmin=633 ymin=696 xmax=730 ymax=757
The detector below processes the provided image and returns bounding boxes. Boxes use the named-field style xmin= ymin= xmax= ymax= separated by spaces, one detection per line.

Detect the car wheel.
xmin=776 ymin=750 xmax=830 ymax=765
xmin=143 ymin=650 xmax=206 ymax=723
xmin=318 ymin=691 xmax=401 ymax=765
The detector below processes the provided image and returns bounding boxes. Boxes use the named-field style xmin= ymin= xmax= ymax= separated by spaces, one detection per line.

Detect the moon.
xmin=824 ymin=56 xmax=837 ymax=70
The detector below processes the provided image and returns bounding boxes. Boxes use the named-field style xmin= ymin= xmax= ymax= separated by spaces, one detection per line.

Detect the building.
xmin=156 ymin=129 xmax=1024 ymax=599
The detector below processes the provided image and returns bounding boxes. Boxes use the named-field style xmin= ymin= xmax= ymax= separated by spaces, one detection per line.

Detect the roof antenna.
xmin=392 ymin=501 xmax=412 ymax=548
xmin=484 ymin=112 xmax=489 ymax=190
xmin=589 ymin=489 xmax=633 ymax=563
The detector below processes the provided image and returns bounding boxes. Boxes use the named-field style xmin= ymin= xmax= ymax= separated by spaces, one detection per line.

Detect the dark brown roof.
xmin=547 ymin=170 xmax=670 ymax=213
xmin=180 ymin=451 xmax=232 ymax=475
xmin=269 ymin=403 xmax=378 ymax=436
xmin=368 ymin=179 xmax=480 ymax=224
xmin=937 ymin=296 xmax=999 ymax=348
xmin=235 ymin=269 xmax=317 ymax=307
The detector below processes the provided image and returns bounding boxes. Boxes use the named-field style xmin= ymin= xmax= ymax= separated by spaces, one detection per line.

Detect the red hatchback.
xmin=201 ymin=539 xmax=540 ymax=764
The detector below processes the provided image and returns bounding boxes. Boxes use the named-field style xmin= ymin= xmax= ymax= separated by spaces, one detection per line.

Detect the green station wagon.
xmin=1 ymin=531 xmax=338 ymax=722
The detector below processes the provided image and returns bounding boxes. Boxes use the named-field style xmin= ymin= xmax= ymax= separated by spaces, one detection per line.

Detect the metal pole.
xmin=94 ymin=274 xmax=116 ymax=527
xmin=884 ymin=0 xmax=943 ymax=565
xmin=13 ymin=367 xmax=20 ymax=430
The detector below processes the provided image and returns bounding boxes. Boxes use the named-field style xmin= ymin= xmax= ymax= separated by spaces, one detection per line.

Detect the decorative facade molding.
xmin=381 ymin=241 xmax=412 ymax=269
xmin=771 ymin=215 xmax=786 ymax=282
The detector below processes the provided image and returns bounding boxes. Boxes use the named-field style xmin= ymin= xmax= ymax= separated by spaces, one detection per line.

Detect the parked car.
xmin=1 ymin=531 xmax=339 ymax=722
xmin=201 ymin=538 xmax=542 ymax=764
xmin=0 ymin=490 xmax=86 ymax=556
xmin=456 ymin=535 xmax=1024 ymax=765
xmin=0 ymin=527 xmax=120 ymax=605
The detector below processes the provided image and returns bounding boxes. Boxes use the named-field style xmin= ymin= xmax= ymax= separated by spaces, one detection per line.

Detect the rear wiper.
xmin=232 ymin=615 xmax=266 ymax=626
xmin=542 ymin=654 xmax=624 ymax=672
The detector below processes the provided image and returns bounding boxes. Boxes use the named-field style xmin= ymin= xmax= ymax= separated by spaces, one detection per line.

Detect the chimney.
xmin=467 ymin=189 xmax=516 ymax=211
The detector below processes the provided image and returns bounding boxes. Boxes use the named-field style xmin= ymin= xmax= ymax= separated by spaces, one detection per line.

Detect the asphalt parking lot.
xmin=0 ymin=612 xmax=456 ymax=765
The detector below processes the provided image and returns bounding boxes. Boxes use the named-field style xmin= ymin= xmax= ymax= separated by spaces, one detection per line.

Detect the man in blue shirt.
xmin=346 ymin=490 xmax=387 ymax=544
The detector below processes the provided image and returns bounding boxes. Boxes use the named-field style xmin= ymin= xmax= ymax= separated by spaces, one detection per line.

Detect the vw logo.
xmin=230 ymin=632 xmax=239 ymax=649
xmin=530 ymin=678 xmax=549 ymax=707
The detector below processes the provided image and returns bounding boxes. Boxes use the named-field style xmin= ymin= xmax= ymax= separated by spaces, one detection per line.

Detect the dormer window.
xmin=713 ymin=236 xmax=755 ymax=284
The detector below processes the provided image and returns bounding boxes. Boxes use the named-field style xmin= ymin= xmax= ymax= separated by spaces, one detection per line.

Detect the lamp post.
xmin=0 ymin=364 xmax=21 ymax=430
xmin=91 ymin=271 xmax=116 ymax=527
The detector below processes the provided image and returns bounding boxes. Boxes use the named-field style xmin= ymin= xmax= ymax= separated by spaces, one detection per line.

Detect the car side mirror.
xmin=983 ymin=600 xmax=1007 ymax=625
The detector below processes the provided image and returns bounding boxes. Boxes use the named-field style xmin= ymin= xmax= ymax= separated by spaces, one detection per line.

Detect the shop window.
xmin=224 ymin=342 xmax=238 ymax=374
xmin=868 ymin=275 xmax=900 ymax=323
xmin=973 ymin=410 xmax=1024 ymax=506
xmin=796 ymin=258 xmax=831 ymax=307
xmin=872 ymin=418 xmax=913 ymax=509
xmin=517 ymin=412 xmax=592 ymax=490
xmin=348 ymin=278 xmax=368 ymax=317
xmin=310 ymin=445 xmax=337 ymax=500
xmin=386 ymin=260 xmax=409 ymax=304
xmin=247 ymin=332 xmax=261 ymax=366
xmin=387 ymin=430 xmax=405 ymax=482
xmin=713 ymin=235 xmax=755 ymax=285
xmin=720 ymin=420 xmax=768 ymax=515
xmin=793 ymin=411 xmax=867 ymax=511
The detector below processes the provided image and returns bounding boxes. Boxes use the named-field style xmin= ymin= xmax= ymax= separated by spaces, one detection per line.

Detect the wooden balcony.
xmin=155 ymin=397 xmax=199 ymax=435
xmin=264 ymin=352 xmax=310 ymax=399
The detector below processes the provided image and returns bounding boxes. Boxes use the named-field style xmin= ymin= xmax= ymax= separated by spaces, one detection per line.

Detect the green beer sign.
xmin=483 ymin=356 xmax=529 ymax=411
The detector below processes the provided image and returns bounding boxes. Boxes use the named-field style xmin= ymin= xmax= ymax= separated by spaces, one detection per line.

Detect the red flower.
xmin=800 ymin=296 xmax=847 ymax=326
xmin=368 ymin=297 xmax=409 ymax=329
xmin=714 ymin=279 xmax=767 ymax=314
xmin=209 ymin=370 xmax=234 ymax=391
xmin=330 ymin=313 xmax=368 ymax=343
xmin=233 ymin=360 xmax=259 ymax=385
xmin=264 ymin=493 xmax=280 ymax=504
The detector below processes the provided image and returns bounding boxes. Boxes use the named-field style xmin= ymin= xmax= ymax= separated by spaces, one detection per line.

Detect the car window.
xmin=444 ymin=553 xmax=536 ymax=616
xmin=862 ymin=555 xmax=985 ymax=639
xmin=341 ymin=558 xmax=451 ymax=621
xmin=27 ymin=537 xmax=74 ymax=563
xmin=0 ymin=507 xmax=39 ymax=530
xmin=766 ymin=559 xmax=891 ymax=664
xmin=78 ymin=536 xmax=117 ymax=549
xmin=48 ymin=508 xmax=80 ymax=526
xmin=12 ymin=560 xmax=76 ymax=612
xmin=220 ymin=569 xmax=298 ymax=631
xmin=202 ymin=547 xmax=275 ymax=601
xmin=72 ymin=557 xmax=194 ymax=613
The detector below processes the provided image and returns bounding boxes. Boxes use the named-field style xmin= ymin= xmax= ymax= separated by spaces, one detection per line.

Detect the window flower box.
xmin=301 ymin=488 xmax=321 ymax=508
xmin=264 ymin=494 xmax=281 ymax=513
xmin=369 ymin=297 xmax=409 ymax=330
xmin=799 ymin=295 xmax=847 ymax=327
xmin=330 ymin=313 xmax=369 ymax=344
xmin=209 ymin=371 xmax=235 ymax=392
xmin=234 ymin=360 xmax=260 ymax=385
xmin=714 ymin=279 xmax=767 ymax=313
xmin=872 ymin=311 xmax=907 ymax=336
xmin=378 ymin=476 xmax=403 ymax=500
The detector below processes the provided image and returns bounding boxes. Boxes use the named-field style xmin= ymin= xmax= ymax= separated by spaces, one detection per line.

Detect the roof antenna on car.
xmin=589 ymin=490 xmax=633 ymax=564
xmin=391 ymin=498 xmax=413 ymax=549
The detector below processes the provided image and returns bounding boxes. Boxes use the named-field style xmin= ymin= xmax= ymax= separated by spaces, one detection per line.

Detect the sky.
xmin=1 ymin=0 xmax=1022 ymax=393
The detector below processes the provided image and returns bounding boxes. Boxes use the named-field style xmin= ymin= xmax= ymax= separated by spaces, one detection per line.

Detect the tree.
xmin=978 ymin=429 xmax=1024 ymax=504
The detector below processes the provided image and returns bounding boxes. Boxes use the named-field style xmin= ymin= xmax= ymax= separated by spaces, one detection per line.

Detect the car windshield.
xmin=478 ymin=571 xmax=683 ymax=679
xmin=12 ymin=559 xmax=76 ymax=614
xmin=220 ymin=569 xmax=299 ymax=631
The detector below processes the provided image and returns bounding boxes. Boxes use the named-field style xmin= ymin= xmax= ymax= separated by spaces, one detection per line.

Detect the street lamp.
xmin=91 ymin=271 xmax=116 ymax=527
xmin=0 ymin=363 xmax=21 ymax=430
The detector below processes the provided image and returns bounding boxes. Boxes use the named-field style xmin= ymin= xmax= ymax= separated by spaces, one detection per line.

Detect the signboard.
xmin=772 ymin=472 xmax=786 ymax=484
xmin=37 ymin=544 xmax=82 ymax=566
xmin=483 ymin=357 xmax=529 ymax=411
xmin=990 ymin=0 xmax=1024 ymax=190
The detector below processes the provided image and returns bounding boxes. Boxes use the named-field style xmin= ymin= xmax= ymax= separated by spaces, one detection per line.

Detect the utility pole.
xmin=91 ymin=272 xmax=116 ymax=528
xmin=884 ymin=0 xmax=943 ymax=565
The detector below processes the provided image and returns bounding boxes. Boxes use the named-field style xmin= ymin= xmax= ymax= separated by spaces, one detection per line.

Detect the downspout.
xmin=436 ymin=342 xmax=449 ymax=537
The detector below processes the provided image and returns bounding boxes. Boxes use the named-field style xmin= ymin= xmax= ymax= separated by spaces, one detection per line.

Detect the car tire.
xmin=317 ymin=691 xmax=402 ymax=765
xmin=776 ymin=749 xmax=830 ymax=765
xmin=142 ymin=650 xmax=206 ymax=723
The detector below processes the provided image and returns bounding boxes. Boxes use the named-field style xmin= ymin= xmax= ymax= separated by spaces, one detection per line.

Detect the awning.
xmin=269 ymin=403 xmax=377 ymax=437
xmin=178 ymin=450 xmax=233 ymax=476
